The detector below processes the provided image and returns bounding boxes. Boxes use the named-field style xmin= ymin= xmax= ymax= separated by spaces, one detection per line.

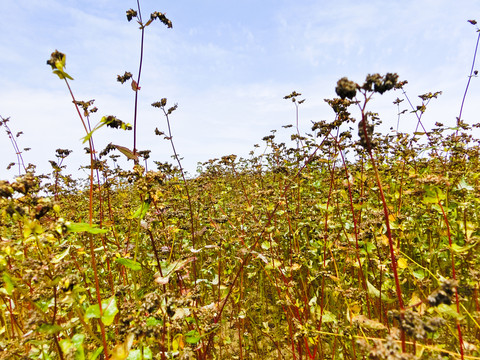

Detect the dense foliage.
xmin=1 ymin=4 xmax=480 ymax=360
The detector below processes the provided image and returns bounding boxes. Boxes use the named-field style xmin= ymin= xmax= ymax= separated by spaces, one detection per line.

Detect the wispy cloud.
xmin=1 ymin=0 xmax=480 ymax=178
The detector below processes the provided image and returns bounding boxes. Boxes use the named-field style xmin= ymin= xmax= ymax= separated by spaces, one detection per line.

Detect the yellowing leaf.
xmin=52 ymin=69 xmax=74 ymax=80
xmin=367 ymin=279 xmax=394 ymax=303
xmin=409 ymin=292 xmax=426 ymax=314
xmin=319 ymin=310 xmax=337 ymax=323
xmin=154 ymin=275 xmax=170 ymax=285
xmin=51 ymin=247 xmax=70 ymax=264
xmin=265 ymin=259 xmax=283 ymax=270
xmin=23 ymin=219 xmax=44 ymax=237
xmin=111 ymin=333 xmax=135 ymax=360
xmin=397 ymin=257 xmax=408 ymax=269
xmin=2 ymin=273 xmax=15 ymax=295
xmin=291 ymin=263 xmax=302 ymax=271
xmin=435 ymin=304 xmax=464 ymax=320
xmin=451 ymin=243 xmax=476 ymax=253
xmin=66 ymin=222 xmax=108 ymax=234
xmin=353 ymin=314 xmax=387 ymax=330
xmin=379 ymin=234 xmax=389 ymax=246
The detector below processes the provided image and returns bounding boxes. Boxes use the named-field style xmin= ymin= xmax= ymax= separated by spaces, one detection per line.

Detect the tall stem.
xmin=358 ymin=96 xmax=405 ymax=351
xmin=63 ymin=79 xmax=110 ymax=360
xmin=456 ymin=29 xmax=480 ymax=131
xmin=437 ymin=201 xmax=464 ymax=360
xmin=162 ymin=108 xmax=197 ymax=280
xmin=133 ymin=0 xmax=145 ymax=156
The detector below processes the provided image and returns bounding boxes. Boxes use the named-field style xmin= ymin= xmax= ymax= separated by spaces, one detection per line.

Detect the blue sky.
xmin=1 ymin=0 xmax=480 ymax=179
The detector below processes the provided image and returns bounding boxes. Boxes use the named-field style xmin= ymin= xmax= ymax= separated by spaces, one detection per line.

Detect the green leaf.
xmin=362 ymin=242 xmax=376 ymax=254
xmin=66 ymin=222 xmax=108 ymax=234
xmin=38 ymin=323 xmax=63 ymax=334
xmin=61 ymin=335 xmax=85 ymax=360
xmin=423 ymin=195 xmax=438 ymax=204
xmin=81 ymin=116 xmax=130 ymax=144
xmin=51 ymin=246 xmax=70 ymax=264
xmin=72 ymin=334 xmax=85 ymax=346
xmin=366 ymin=280 xmax=394 ymax=303
xmin=412 ymin=269 xmax=427 ymax=280
xmin=423 ymin=185 xmax=445 ymax=204
xmin=131 ymin=200 xmax=150 ymax=219
xmin=435 ymin=303 xmax=464 ymax=320
xmin=451 ymin=242 xmax=476 ymax=253
xmin=59 ymin=339 xmax=74 ymax=355
xmin=456 ymin=178 xmax=474 ymax=191
xmin=184 ymin=330 xmax=202 ymax=344
xmin=320 ymin=310 xmax=337 ymax=323
xmin=261 ymin=241 xmax=270 ymax=250
xmin=265 ymin=259 xmax=283 ymax=271
xmin=85 ymin=304 xmax=101 ymax=320
xmin=126 ymin=350 xmax=141 ymax=360
xmin=40 ymin=351 xmax=53 ymax=360
xmin=101 ymin=296 xmax=119 ymax=326
xmin=81 ymin=122 xmax=105 ymax=144
xmin=72 ymin=334 xmax=86 ymax=360
xmin=2 ymin=273 xmax=15 ymax=295
xmin=116 ymin=258 xmax=142 ymax=271
xmin=89 ymin=347 xmax=104 ymax=360
xmin=160 ymin=257 xmax=196 ymax=277
xmin=126 ymin=348 xmax=152 ymax=360
xmin=52 ymin=69 xmax=74 ymax=80
xmin=81 ymin=129 xmax=96 ymax=144
xmin=138 ymin=348 xmax=152 ymax=360
xmin=146 ymin=317 xmax=162 ymax=326
xmin=85 ymin=297 xmax=118 ymax=326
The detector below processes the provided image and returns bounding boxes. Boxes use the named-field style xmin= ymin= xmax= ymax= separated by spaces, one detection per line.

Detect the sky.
xmin=1 ymin=0 xmax=480 ymax=180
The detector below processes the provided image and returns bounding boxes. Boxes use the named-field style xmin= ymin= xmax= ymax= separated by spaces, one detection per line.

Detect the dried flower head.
xmin=358 ymin=119 xmax=374 ymax=150
xmin=389 ymin=310 xmax=445 ymax=341
xmin=427 ymin=279 xmax=458 ymax=307
xmin=117 ymin=71 xmax=133 ymax=84
xmin=46 ymin=50 xmax=65 ymax=70
xmin=0 ymin=180 xmax=14 ymax=198
xmin=358 ymin=336 xmax=416 ymax=360
xmin=335 ymin=77 xmax=357 ymax=99
xmin=150 ymin=11 xmax=173 ymax=28
xmin=126 ymin=9 xmax=137 ymax=22
xmin=55 ymin=149 xmax=73 ymax=158
xmin=46 ymin=50 xmax=73 ymax=80
xmin=152 ymin=98 xmax=168 ymax=108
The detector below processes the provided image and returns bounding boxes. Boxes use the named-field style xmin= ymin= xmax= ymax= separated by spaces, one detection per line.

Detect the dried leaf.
xmin=131 ymin=79 xmax=141 ymax=91
xmin=112 ymin=144 xmax=139 ymax=161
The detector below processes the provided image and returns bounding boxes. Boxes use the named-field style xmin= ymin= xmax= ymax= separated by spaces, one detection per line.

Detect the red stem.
xmin=63 ymin=79 xmax=110 ymax=360
xmin=357 ymin=94 xmax=405 ymax=351
xmin=437 ymin=200 xmax=464 ymax=360
xmin=133 ymin=0 xmax=145 ymax=156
